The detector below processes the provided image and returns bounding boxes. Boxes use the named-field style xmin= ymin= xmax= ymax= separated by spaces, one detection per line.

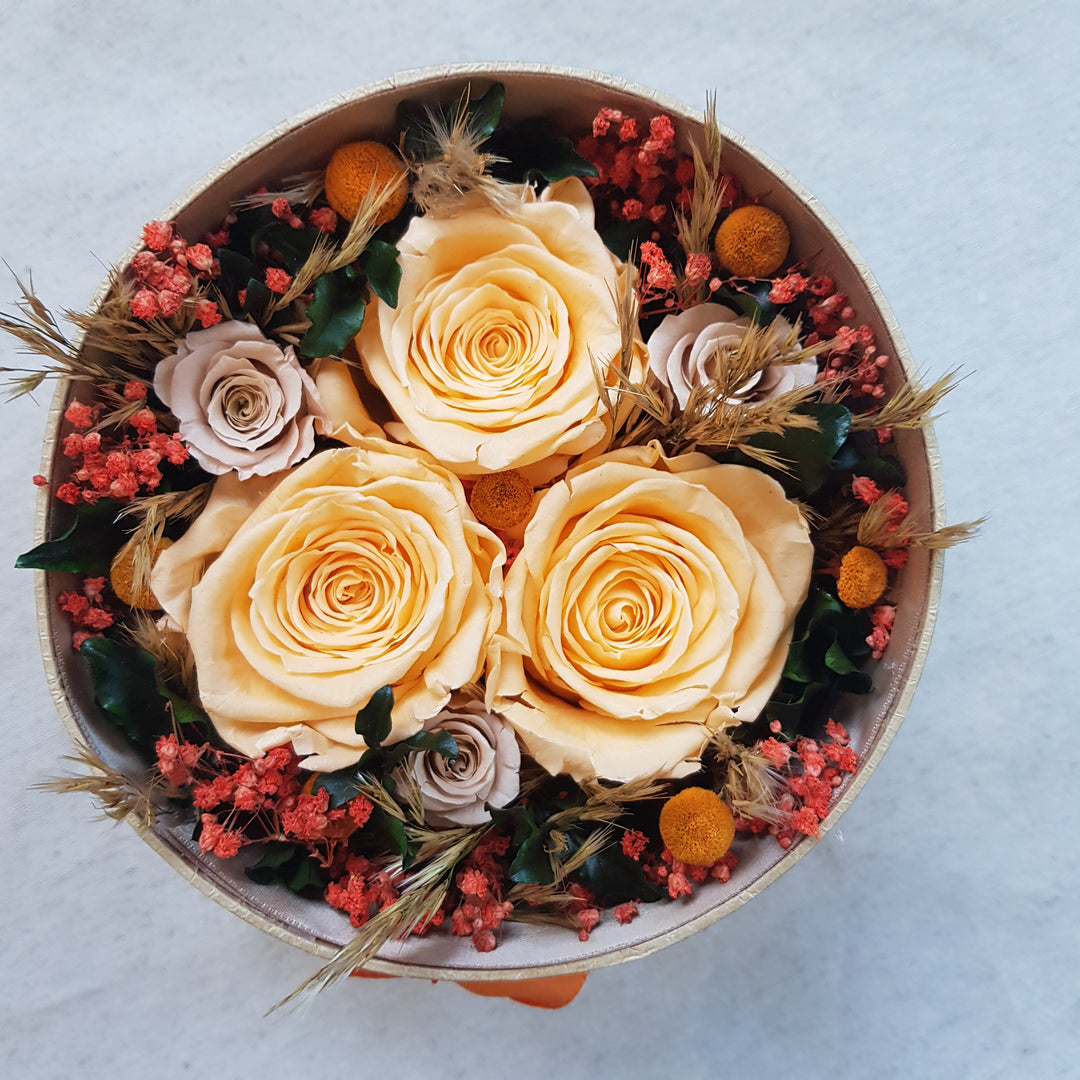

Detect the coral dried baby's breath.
xmin=273 ymin=826 xmax=485 ymax=1011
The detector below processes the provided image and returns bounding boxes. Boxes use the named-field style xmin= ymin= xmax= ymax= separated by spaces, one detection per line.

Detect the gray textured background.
xmin=1 ymin=2 xmax=1076 ymax=1077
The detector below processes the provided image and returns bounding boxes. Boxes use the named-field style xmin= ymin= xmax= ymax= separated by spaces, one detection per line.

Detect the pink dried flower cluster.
xmin=577 ymin=108 xmax=731 ymax=241
xmin=57 ymin=576 xmax=114 ymax=649
xmin=53 ymin=396 xmax=188 ymax=506
xmin=737 ymin=722 xmax=858 ymax=847
xmin=131 ymin=221 xmax=221 ymax=326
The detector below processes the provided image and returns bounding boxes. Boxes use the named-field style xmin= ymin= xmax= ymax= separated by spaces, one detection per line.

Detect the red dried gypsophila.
xmin=734 ymin=723 xmax=859 ymax=847
xmin=57 ymin=575 xmax=115 ymax=649
xmin=446 ymin=833 xmax=515 ymax=952
xmin=129 ymin=221 xmax=220 ymax=325
xmin=53 ymin=398 xmax=189 ymax=506
xmin=576 ymin=107 xmax=711 ymax=239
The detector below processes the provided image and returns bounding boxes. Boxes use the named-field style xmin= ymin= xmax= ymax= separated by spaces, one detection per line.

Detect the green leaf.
xmin=461 ymin=81 xmax=504 ymax=140
xmin=744 ymin=402 xmax=852 ymax=497
xmin=398 ymin=82 xmax=504 ymax=160
xmin=255 ymin=225 xmax=323 ymax=274
xmin=824 ymin=638 xmax=860 ymax=675
xmin=300 ymin=269 xmax=367 ymax=358
xmin=215 ymin=247 xmax=257 ymax=299
xmin=402 ymin=730 xmax=458 ymax=759
xmin=601 ymin=219 xmax=654 ymax=262
xmin=712 ymin=281 xmax=785 ymax=326
xmin=157 ymin=681 xmax=211 ymax=727
xmin=353 ymin=685 xmax=394 ymax=745
xmin=245 ymin=841 xmax=328 ymax=893
xmin=311 ymin=768 xmax=365 ymax=811
xmin=358 ymin=240 xmax=401 ymax=308
xmin=576 ymin=842 xmax=664 ymax=906
xmin=487 ymin=803 xmax=555 ymax=885
xmin=79 ymin=638 xmax=173 ymax=749
xmin=369 ymin=806 xmax=409 ymax=859
xmin=508 ymin=829 xmax=554 ymax=886
xmin=16 ymin=499 xmax=127 ymax=574
xmin=242 ymin=276 xmax=273 ymax=322
xmin=488 ymin=117 xmax=599 ymax=184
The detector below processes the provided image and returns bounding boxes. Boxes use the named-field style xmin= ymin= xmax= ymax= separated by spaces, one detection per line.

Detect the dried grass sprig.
xmin=857 ymin=493 xmax=985 ymax=551
xmin=549 ymin=826 xmax=614 ymax=883
xmin=848 ymin=369 xmax=960 ymax=432
xmin=115 ymin=482 xmax=212 ymax=598
xmin=233 ymin=171 xmax=324 ymax=210
xmin=34 ymin=743 xmax=167 ymax=832
xmin=122 ymin=611 xmax=197 ymax=696
xmin=406 ymin=94 xmax=513 ymax=217
xmin=674 ymin=93 xmax=725 ymax=259
xmin=612 ymin=320 xmax=836 ymax=459
xmin=268 ymin=174 xmax=406 ymax=315
xmin=1 ymin=269 xmax=86 ymax=397
xmin=546 ymin=775 xmax=667 ymax=832
xmin=709 ymin=730 xmax=786 ymax=823
xmin=273 ymin=826 xmax=485 ymax=1011
xmin=592 ymin=268 xmax=652 ymax=440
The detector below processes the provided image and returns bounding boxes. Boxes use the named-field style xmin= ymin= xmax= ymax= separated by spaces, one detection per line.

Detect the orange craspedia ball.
xmin=658 ymin=786 xmax=735 ymax=866
xmin=109 ymin=535 xmax=173 ymax=610
xmin=837 ymin=545 xmax=889 ymax=609
xmin=468 ymin=470 xmax=534 ymax=530
xmin=324 ymin=140 xmax=408 ymax=224
xmin=714 ymin=204 xmax=790 ymax=278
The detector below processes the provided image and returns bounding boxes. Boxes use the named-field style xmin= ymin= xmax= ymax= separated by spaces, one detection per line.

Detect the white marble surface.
xmin=1 ymin=2 xmax=1076 ymax=1077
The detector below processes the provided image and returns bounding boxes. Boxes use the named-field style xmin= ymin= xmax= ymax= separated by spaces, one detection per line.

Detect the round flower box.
xmin=32 ymin=64 xmax=943 ymax=984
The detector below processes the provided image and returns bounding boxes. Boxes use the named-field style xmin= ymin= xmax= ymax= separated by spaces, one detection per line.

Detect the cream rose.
xmin=487 ymin=442 xmax=813 ymax=782
xmin=150 ymin=440 xmax=504 ymax=772
xmin=645 ymin=304 xmax=817 ymax=410
xmin=154 ymin=320 xmax=330 ymax=479
xmin=356 ymin=178 xmax=627 ymax=480
xmin=410 ymin=702 xmax=521 ymax=827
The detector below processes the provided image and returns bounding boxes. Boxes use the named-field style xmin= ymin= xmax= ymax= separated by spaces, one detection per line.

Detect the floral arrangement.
xmin=4 ymin=82 xmax=976 ymax=1001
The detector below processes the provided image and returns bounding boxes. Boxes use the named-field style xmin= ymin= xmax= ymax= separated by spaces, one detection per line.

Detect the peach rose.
xmin=487 ymin=442 xmax=813 ymax=782
xmin=356 ymin=178 xmax=626 ymax=480
xmin=150 ymin=440 xmax=504 ymax=772
xmin=645 ymin=304 xmax=816 ymax=410
xmin=154 ymin=320 xmax=330 ymax=479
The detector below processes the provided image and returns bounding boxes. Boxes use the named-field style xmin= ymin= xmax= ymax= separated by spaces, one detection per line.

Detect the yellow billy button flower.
xmin=109 ymin=535 xmax=173 ymax=610
xmin=324 ymin=140 xmax=408 ymax=224
xmin=837 ymin=545 xmax=888 ymax=609
xmin=714 ymin=204 xmax=790 ymax=279
xmin=658 ymin=786 xmax=735 ymax=866
xmin=469 ymin=470 xmax=534 ymax=530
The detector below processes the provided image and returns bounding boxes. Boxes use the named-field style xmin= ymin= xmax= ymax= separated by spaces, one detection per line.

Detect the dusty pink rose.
xmin=154 ymin=320 xmax=329 ymax=479
xmin=645 ymin=304 xmax=817 ymax=410
xmin=410 ymin=702 xmax=520 ymax=827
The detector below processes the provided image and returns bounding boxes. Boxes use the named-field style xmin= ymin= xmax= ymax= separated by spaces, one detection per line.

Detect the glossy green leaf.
xmin=353 ymin=685 xmax=394 ymax=745
xmin=300 ymin=269 xmax=367 ymax=358
xmin=312 ymin=768 xmax=365 ymax=811
xmin=359 ymin=240 xmax=401 ymax=308
xmin=15 ymin=499 xmax=127 ymax=575
xmin=745 ymin=402 xmax=852 ymax=497
xmin=79 ymin=638 xmax=173 ymax=749
xmin=242 ymin=276 xmax=273 ymax=322
xmin=576 ymin=843 xmax=664 ymax=906
xmin=488 ymin=117 xmax=599 ymax=184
